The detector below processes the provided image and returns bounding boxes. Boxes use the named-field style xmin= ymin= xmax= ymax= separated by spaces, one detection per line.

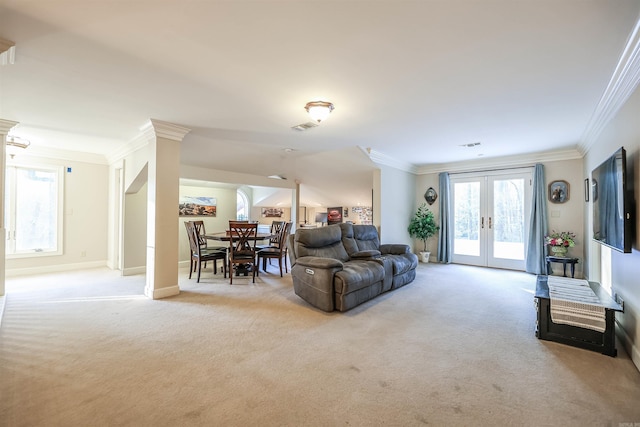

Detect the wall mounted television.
xmin=591 ymin=146 xmax=633 ymax=253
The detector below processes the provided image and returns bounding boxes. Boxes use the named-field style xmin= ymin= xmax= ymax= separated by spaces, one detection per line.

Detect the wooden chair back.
xmin=228 ymin=221 xmax=259 ymax=283
xmin=257 ymin=222 xmax=292 ymax=277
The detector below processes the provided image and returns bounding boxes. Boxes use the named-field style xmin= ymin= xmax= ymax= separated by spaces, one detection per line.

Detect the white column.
xmin=0 ymin=119 xmax=19 ymax=296
xmin=143 ymin=119 xmax=190 ymax=299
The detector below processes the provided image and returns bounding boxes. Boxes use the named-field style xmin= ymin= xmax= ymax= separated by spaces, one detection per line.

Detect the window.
xmin=4 ymin=164 xmax=64 ymax=257
xmin=237 ymin=190 xmax=249 ymax=220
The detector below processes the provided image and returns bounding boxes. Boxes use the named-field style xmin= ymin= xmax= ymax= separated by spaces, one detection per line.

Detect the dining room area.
xmin=177 ymin=179 xmax=295 ymax=284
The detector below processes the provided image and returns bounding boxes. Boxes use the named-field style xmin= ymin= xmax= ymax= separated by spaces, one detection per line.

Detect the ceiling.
xmin=1 ymin=1 xmax=639 ymax=207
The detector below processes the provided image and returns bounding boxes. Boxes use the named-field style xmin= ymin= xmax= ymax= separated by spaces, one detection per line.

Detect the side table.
xmin=545 ymin=255 xmax=579 ymax=278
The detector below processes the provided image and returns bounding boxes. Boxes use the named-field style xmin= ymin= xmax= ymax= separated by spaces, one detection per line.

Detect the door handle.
xmin=489 ymin=217 xmax=492 ymax=229
xmin=481 ymin=217 xmax=484 ymax=229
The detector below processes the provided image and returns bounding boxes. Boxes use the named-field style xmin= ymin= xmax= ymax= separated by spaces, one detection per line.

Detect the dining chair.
xmin=185 ymin=221 xmax=227 ymax=282
xmin=257 ymin=221 xmax=292 ymax=277
xmin=228 ymin=221 xmax=259 ymax=284
xmin=256 ymin=220 xmax=285 ymax=251
xmin=192 ymin=220 xmax=227 ymax=252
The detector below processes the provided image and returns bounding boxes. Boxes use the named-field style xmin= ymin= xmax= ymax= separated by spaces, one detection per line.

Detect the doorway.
xmin=451 ymin=169 xmax=532 ymax=270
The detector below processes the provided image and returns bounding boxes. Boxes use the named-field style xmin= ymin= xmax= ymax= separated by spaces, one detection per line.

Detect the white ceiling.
xmin=1 ymin=1 xmax=640 ymax=206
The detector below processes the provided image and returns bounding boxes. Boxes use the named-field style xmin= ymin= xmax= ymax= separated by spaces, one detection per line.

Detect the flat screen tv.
xmin=591 ymin=147 xmax=632 ymax=253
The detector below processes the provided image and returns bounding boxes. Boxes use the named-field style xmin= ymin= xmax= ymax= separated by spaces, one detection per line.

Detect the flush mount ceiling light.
xmin=304 ymin=101 xmax=334 ymax=123
xmin=5 ymin=135 xmax=31 ymax=158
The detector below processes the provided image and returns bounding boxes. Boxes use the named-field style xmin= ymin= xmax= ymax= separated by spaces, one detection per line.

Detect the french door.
xmin=451 ymin=169 xmax=532 ymax=270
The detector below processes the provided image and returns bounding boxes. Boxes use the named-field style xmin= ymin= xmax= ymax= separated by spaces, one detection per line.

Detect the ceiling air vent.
xmin=291 ymin=122 xmax=319 ymax=131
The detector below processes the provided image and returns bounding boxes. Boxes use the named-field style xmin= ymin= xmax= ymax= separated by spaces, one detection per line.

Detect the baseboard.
xmin=5 ymin=260 xmax=108 ymax=277
xmin=145 ymin=284 xmax=180 ymax=299
xmin=122 ymin=266 xmax=146 ymax=276
xmin=616 ymin=320 xmax=640 ymax=373
xmin=0 ymin=295 xmax=5 ymax=328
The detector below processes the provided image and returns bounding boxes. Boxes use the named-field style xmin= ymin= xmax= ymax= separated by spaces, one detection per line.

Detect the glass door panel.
xmin=454 ymin=181 xmax=481 ymax=257
xmin=489 ymin=176 xmax=527 ymax=270
xmin=451 ymin=170 xmax=531 ymax=271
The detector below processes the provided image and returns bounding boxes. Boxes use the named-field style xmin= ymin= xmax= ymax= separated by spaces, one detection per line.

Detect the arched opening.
xmin=237 ymin=190 xmax=249 ymax=220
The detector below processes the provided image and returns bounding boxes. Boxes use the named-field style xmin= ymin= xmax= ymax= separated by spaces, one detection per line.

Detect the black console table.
xmin=545 ymin=256 xmax=579 ymax=278
xmin=534 ymin=275 xmax=623 ymax=357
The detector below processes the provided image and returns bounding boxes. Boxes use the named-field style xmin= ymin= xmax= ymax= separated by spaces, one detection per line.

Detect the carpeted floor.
xmin=1 ymin=263 xmax=640 ymax=426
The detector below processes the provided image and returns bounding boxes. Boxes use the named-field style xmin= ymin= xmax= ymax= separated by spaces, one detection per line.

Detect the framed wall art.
xmin=584 ymin=178 xmax=590 ymax=202
xmin=327 ymin=207 xmax=343 ymax=225
xmin=179 ymin=196 xmax=217 ymax=216
xmin=424 ymin=187 xmax=438 ymax=205
xmin=262 ymin=207 xmax=284 ymax=218
xmin=548 ymin=180 xmax=569 ymax=204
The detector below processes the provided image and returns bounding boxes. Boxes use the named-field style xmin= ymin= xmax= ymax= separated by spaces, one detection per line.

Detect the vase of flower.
xmin=545 ymin=230 xmax=576 ymax=257
xmin=550 ymin=245 xmax=568 ymax=256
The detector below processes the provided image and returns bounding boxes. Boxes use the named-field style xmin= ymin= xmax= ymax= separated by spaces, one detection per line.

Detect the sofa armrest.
xmin=292 ymin=256 xmax=344 ymax=312
xmin=350 ymin=249 xmax=381 ymax=260
xmin=294 ymin=256 xmax=344 ymax=269
xmin=380 ymin=244 xmax=411 ymax=255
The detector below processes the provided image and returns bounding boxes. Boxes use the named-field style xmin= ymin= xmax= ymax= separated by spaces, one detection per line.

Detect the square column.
xmin=0 ymin=119 xmax=19 ymax=297
xmin=143 ymin=119 xmax=190 ymax=299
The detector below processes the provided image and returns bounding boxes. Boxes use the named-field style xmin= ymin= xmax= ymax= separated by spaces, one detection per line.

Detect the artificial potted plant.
xmin=408 ymin=203 xmax=439 ymax=263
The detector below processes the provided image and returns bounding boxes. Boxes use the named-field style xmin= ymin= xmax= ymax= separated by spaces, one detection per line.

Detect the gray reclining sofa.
xmin=288 ymin=223 xmax=418 ymax=312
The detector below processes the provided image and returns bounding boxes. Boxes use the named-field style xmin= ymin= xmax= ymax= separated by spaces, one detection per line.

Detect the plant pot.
xmin=550 ymin=246 xmax=568 ymax=257
xmin=419 ymin=251 xmax=431 ymax=263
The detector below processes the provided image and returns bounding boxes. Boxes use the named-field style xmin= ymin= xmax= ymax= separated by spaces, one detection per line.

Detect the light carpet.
xmin=1 ymin=263 xmax=640 ymax=426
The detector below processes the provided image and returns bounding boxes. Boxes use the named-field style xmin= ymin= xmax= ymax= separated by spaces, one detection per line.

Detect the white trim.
xmin=360 ymin=147 xmax=419 ymax=174
xmin=580 ymin=16 xmax=640 ymax=154
xmin=416 ymin=148 xmax=582 ymax=175
xmin=145 ymin=119 xmax=191 ymax=141
xmin=0 ymin=295 xmax=5 ymax=328
xmin=23 ymin=146 xmax=109 ymax=165
xmin=5 ymin=260 xmax=108 ymax=277
xmin=145 ymin=285 xmax=180 ymax=300
xmin=106 ymin=132 xmax=150 ymax=165
xmin=0 ymin=119 xmax=19 ymax=134
xmin=617 ymin=320 xmax=640 ymax=373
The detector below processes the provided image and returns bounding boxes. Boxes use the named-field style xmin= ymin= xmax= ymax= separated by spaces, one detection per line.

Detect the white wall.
xmin=584 ymin=83 xmax=640 ymax=371
xmin=378 ymin=164 xmax=415 ymax=246
xmin=414 ymin=173 xmax=440 ymax=257
xmin=5 ymin=155 xmax=109 ymax=275
xmin=178 ymin=184 xmax=237 ymax=263
xmin=122 ymin=181 xmax=147 ymax=274
xmin=543 ymin=158 xmax=585 ymax=277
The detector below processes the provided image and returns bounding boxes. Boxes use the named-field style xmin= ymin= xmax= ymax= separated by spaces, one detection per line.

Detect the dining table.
xmin=204 ymin=232 xmax=274 ymax=242
xmin=205 ymin=232 xmax=275 ymax=276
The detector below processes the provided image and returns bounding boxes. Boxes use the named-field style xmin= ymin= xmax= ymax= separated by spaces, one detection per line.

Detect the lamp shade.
xmin=305 ymin=101 xmax=334 ymax=123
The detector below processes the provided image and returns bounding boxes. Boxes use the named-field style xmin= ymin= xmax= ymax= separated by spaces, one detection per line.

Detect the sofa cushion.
xmin=334 ymin=260 xmax=385 ymax=294
xmin=352 ymin=224 xmax=381 ymax=251
xmin=388 ymin=253 xmax=418 ymax=275
xmin=296 ymin=225 xmax=349 ymax=262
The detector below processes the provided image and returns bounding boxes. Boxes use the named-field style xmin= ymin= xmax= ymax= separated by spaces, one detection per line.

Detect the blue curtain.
xmin=437 ymin=172 xmax=452 ymax=263
xmin=525 ymin=164 xmax=548 ymax=274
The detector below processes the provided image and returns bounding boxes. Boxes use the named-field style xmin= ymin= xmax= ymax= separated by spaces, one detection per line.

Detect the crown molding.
xmin=415 ymin=148 xmax=583 ymax=175
xmin=360 ymin=147 xmax=419 ymax=174
xmin=579 ymin=16 xmax=640 ymax=154
xmin=0 ymin=38 xmax=15 ymax=65
xmin=105 ymin=132 xmax=150 ymax=165
xmin=14 ymin=146 xmax=109 ymax=165
xmin=106 ymin=119 xmax=191 ymax=164
xmin=0 ymin=119 xmax=19 ymax=134
xmin=142 ymin=119 xmax=191 ymax=141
